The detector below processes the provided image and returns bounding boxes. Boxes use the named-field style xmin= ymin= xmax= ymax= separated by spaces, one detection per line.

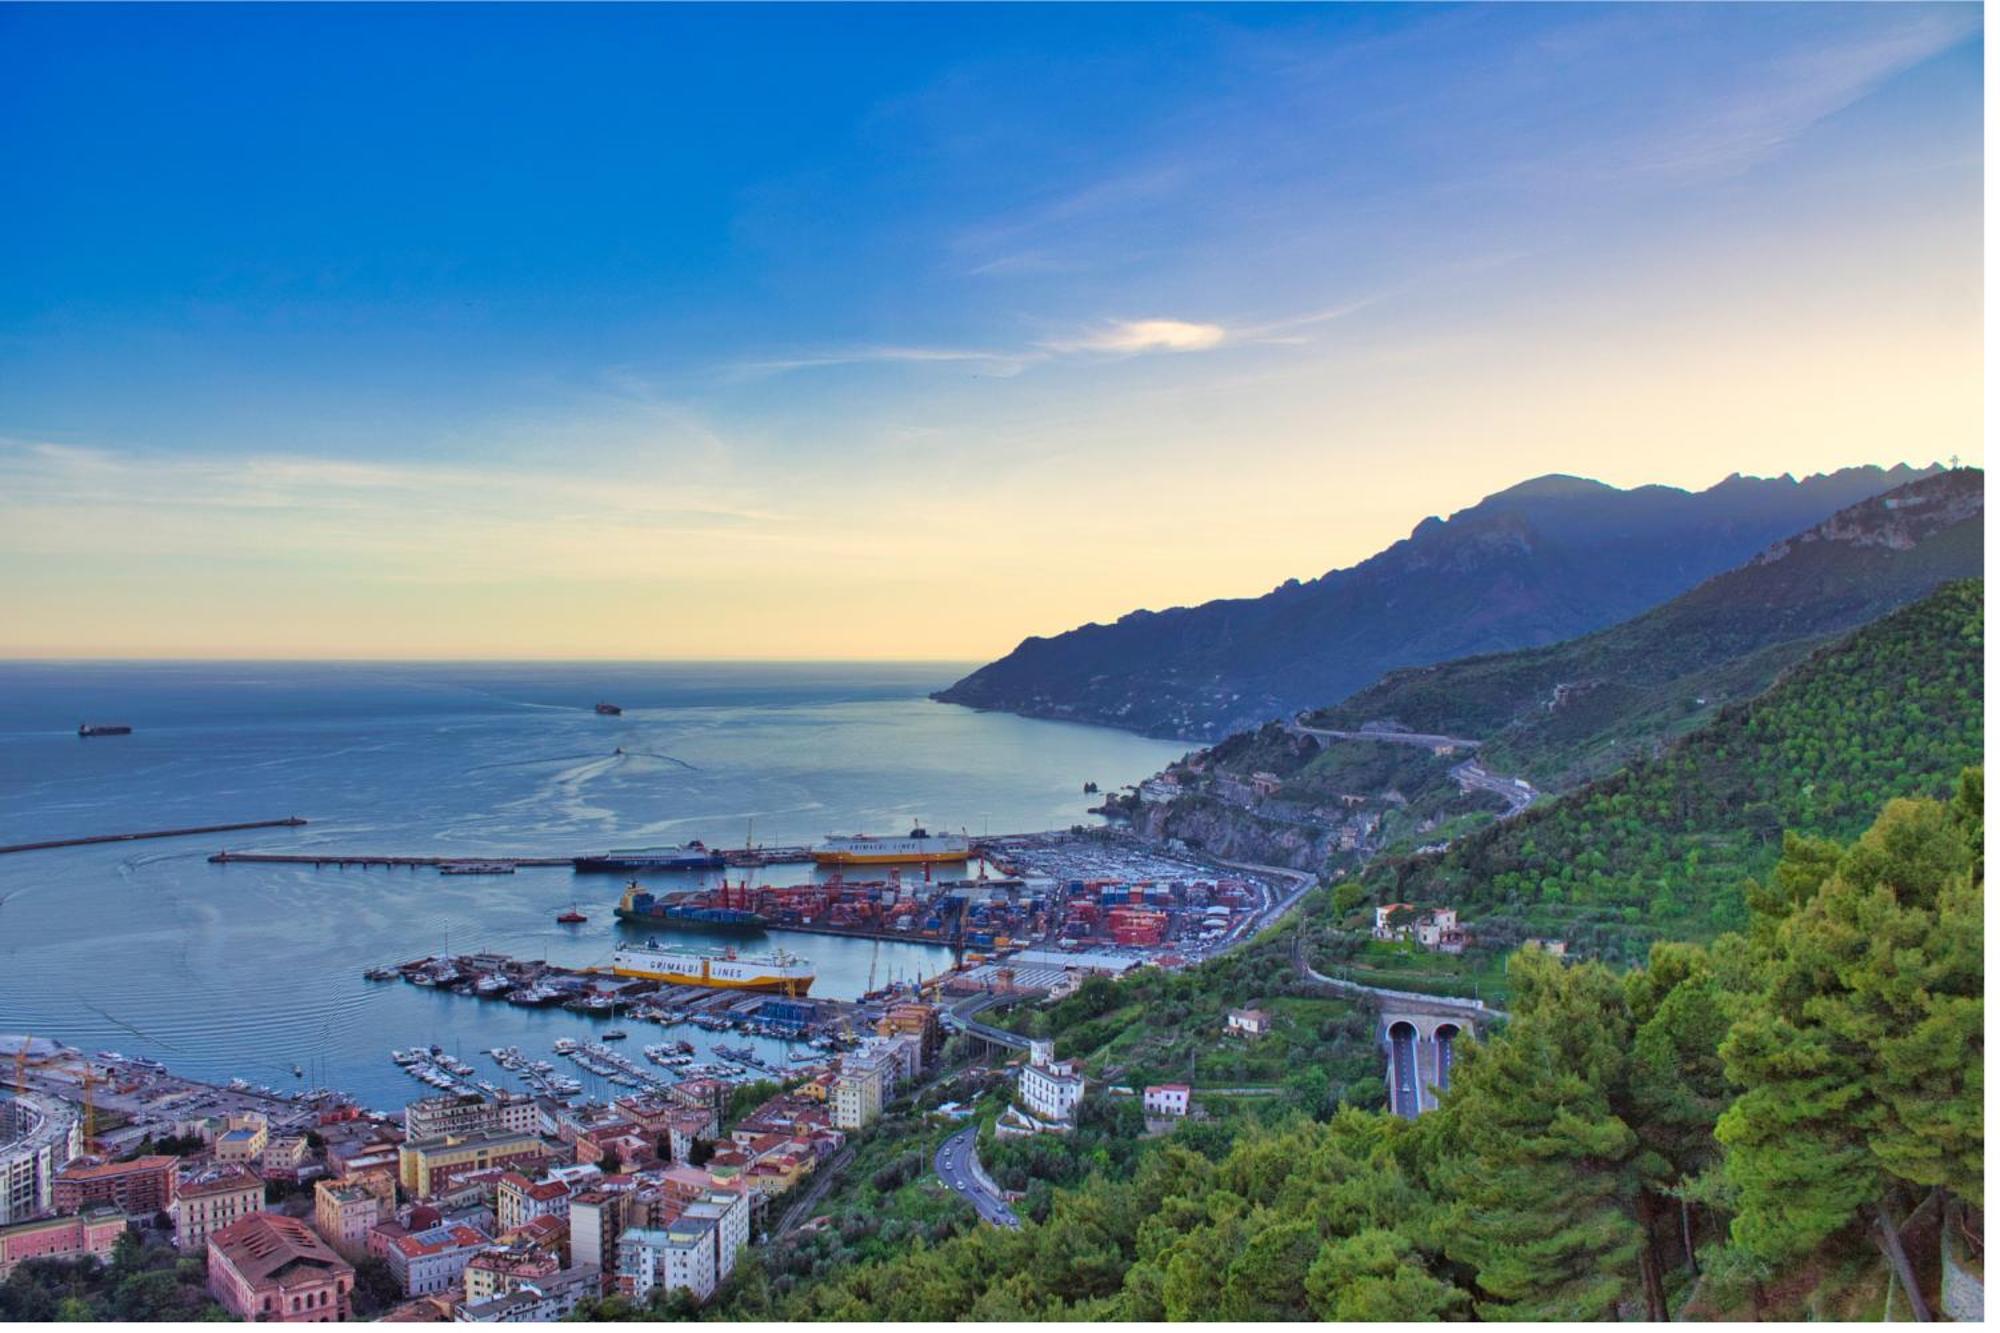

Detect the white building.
xmin=682 ymin=1188 xmax=750 ymax=1287
xmin=1225 ymin=1007 xmax=1271 ymax=1037
xmin=0 ymin=1092 xmax=81 ymax=1226
xmin=405 ymin=1092 xmax=539 ymax=1143
xmin=1373 ymin=903 xmax=1417 ymax=940
xmin=454 ymin=1265 xmax=600 ymax=1322
xmin=385 ymin=1221 xmax=491 ymax=1296
xmin=618 ymin=1215 xmax=719 ymax=1305
xmin=1018 ymin=1052 xmax=1085 ymax=1126
xmin=1142 ymin=1085 xmax=1190 ymax=1118
xmin=495 ymin=1173 xmax=571 ymax=1233
xmin=832 ymin=1047 xmax=897 ymax=1131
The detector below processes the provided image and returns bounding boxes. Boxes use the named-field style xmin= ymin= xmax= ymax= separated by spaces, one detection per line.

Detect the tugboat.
xmin=594 ymin=702 xmax=623 ymax=716
xmin=556 ymin=904 xmax=588 ymax=924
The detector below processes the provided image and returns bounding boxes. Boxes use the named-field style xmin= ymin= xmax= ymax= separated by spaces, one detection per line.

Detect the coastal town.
xmin=0 ymin=828 xmax=1307 ymax=1321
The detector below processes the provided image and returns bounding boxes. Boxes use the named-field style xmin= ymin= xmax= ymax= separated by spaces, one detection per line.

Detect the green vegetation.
xmin=0 ymin=1232 xmax=225 ymax=1322
xmin=696 ymin=777 xmax=1980 ymax=1320
xmin=1367 ymin=581 xmax=1983 ymax=963
xmin=1311 ymin=935 xmax=1512 ymax=1004
xmin=1311 ymin=469 xmax=1981 ymax=789
xmin=996 ymin=921 xmax=1382 ymax=1112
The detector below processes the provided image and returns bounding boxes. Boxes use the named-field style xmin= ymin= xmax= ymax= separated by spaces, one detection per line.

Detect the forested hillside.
xmin=1363 ymin=579 xmax=1983 ymax=962
xmin=700 ymin=778 xmax=1982 ymax=1321
xmin=1310 ymin=468 xmax=1982 ymax=787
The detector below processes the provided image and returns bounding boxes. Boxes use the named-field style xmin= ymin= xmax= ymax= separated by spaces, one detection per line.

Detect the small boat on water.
xmin=601 ymin=1029 xmax=629 ymax=1041
xmin=556 ymin=905 xmax=588 ymax=924
xmin=594 ymin=702 xmax=623 ymax=716
xmin=77 ymin=723 xmax=132 ymax=737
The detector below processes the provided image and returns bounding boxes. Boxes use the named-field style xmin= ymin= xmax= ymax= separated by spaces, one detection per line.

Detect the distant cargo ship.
xmin=616 ymin=882 xmax=766 ymax=932
xmin=77 ymin=723 xmax=133 ymax=737
xmin=594 ymin=702 xmax=623 ymax=715
xmin=611 ymin=941 xmax=814 ymax=993
xmin=812 ymin=827 xmax=970 ymax=865
xmin=574 ymin=842 xmax=727 ymax=873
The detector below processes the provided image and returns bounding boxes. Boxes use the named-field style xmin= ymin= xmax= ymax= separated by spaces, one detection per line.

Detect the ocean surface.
xmin=0 ymin=662 xmax=1183 ymax=1109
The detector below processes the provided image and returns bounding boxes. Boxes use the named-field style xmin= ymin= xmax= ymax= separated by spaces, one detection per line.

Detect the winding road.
xmin=935 ymin=1124 xmax=1019 ymax=1228
xmin=1286 ymin=718 xmax=1484 ymax=750
xmin=1448 ymin=758 xmax=1539 ymax=817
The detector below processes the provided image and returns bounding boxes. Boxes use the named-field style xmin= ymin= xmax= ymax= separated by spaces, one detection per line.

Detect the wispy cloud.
xmin=1615 ymin=7 xmax=1981 ymax=180
xmin=729 ymin=297 xmax=1377 ymax=382
xmin=1044 ymin=318 xmax=1228 ymax=355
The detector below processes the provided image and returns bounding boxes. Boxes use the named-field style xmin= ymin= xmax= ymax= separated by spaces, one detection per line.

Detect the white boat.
xmin=811 ymin=826 xmax=970 ymax=865
xmin=611 ymin=941 xmax=814 ymax=994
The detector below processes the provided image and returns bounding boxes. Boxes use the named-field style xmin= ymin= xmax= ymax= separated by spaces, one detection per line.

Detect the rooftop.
xmin=210 ymin=1214 xmax=351 ymax=1288
xmin=58 ymin=1154 xmax=177 ymax=1181
xmin=179 ymin=1163 xmax=264 ymax=1197
xmin=390 ymin=1222 xmax=491 ymax=1258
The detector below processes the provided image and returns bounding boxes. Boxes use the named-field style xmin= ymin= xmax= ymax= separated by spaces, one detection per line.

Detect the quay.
xmin=208 ymin=851 xmax=573 ymax=868
xmin=368 ymin=950 xmax=927 ymax=1037
xmin=204 ymin=846 xmax=823 ymax=870
xmin=0 ymin=816 xmax=308 ymax=856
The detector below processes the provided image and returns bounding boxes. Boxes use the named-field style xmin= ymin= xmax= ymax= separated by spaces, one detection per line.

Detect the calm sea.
xmin=0 ymin=662 xmax=1183 ymax=1109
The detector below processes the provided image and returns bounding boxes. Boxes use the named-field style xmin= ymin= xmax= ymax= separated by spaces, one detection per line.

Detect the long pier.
xmin=208 ymin=851 xmax=574 ymax=868
xmin=0 ymin=817 xmax=308 ymax=856
xmin=203 ymin=849 xmax=818 ymax=869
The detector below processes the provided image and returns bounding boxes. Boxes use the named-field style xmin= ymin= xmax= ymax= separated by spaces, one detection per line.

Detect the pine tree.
xmin=1433 ymin=948 xmax=1644 ymax=1319
xmin=1717 ymin=776 xmax=1984 ymax=1319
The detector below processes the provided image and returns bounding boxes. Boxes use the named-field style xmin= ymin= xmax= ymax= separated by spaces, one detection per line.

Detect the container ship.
xmin=811 ymin=827 xmax=970 ymax=866
xmin=615 ymin=881 xmax=767 ymax=932
xmin=574 ymin=842 xmax=727 ymax=873
xmin=611 ymin=941 xmax=814 ymax=994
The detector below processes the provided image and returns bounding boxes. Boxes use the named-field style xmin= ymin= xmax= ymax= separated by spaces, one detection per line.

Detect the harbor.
xmin=0 ymin=661 xmax=1188 ymax=1111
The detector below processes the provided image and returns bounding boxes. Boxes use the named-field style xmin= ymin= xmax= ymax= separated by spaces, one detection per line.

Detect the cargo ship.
xmin=611 ymin=941 xmax=814 ymax=994
xmin=77 ymin=723 xmax=133 ymax=737
xmin=574 ymin=842 xmax=727 ymax=873
xmin=812 ymin=827 xmax=970 ymax=866
xmin=615 ymin=881 xmax=766 ymax=932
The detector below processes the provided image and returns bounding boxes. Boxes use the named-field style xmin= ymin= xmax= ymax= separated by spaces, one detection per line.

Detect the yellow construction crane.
xmin=9 ymin=1038 xmax=96 ymax=1147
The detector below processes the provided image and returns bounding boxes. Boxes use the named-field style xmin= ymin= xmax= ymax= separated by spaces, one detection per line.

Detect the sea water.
xmin=0 ymin=662 xmax=1183 ymax=1108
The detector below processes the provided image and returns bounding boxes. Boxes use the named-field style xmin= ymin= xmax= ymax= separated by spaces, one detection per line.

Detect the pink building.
xmin=206 ymin=1213 xmax=355 ymax=1323
xmin=0 ymin=1208 xmax=125 ymax=1280
xmin=1142 ymin=1084 xmax=1191 ymax=1118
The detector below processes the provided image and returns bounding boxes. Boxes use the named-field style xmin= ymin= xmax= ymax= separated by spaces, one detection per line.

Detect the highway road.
xmin=935 ymin=1124 xmax=1020 ymax=1228
xmin=1287 ymin=718 xmax=1485 ymax=750
xmin=945 ymin=993 xmax=1035 ymax=1051
xmin=1449 ymin=759 xmax=1539 ymax=816
xmin=1212 ymin=858 xmax=1319 ymax=954
xmin=1292 ymin=932 xmax=1505 ymax=1021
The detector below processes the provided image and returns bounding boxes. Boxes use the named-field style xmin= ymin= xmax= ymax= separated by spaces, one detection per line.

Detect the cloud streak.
xmin=733 ymin=299 xmax=1374 ymax=382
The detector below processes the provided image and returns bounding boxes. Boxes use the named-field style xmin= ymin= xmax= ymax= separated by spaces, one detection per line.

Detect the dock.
xmin=208 ymin=851 xmax=574 ymax=868
xmin=0 ymin=817 xmax=309 ymax=856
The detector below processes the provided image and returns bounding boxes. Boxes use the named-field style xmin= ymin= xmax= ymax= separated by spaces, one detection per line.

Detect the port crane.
xmin=11 ymin=1036 xmax=101 ymax=1148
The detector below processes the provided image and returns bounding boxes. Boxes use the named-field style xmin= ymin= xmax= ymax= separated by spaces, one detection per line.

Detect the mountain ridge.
xmin=937 ymin=463 xmax=1943 ymax=739
xmin=1311 ymin=467 xmax=1984 ymax=787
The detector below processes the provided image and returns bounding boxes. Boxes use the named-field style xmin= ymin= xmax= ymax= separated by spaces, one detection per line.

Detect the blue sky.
xmin=0 ymin=3 xmax=1983 ymax=657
